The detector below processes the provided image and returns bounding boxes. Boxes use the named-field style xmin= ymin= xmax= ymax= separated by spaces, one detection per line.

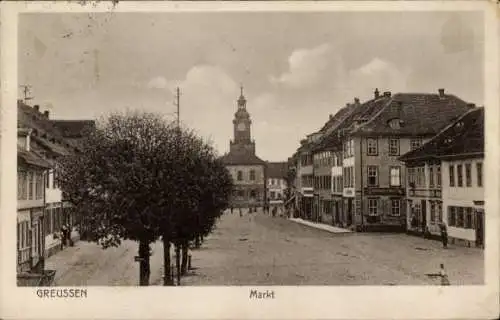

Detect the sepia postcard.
xmin=0 ymin=1 xmax=499 ymax=319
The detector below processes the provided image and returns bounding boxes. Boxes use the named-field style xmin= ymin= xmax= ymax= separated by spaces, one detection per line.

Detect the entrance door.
xmin=421 ymin=199 xmax=427 ymax=233
xmin=475 ymin=210 xmax=484 ymax=247
xmin=347 ymin=199 xmax=353 ymax=225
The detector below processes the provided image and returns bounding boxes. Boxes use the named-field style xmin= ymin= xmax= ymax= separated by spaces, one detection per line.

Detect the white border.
xmin=1 ymin=1 xmax=499 ymax=319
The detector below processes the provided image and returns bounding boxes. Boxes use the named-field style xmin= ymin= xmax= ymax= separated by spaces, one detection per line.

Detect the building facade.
xmin=266 ymin=162 xmax=288 ymax=215
xmin=400 ymin=107 xmax=484 ymax=247
xmin=222 ymin=88 xmax=267 ymax=208
xmin=17 ymin=128 xmax=51 ymax=275
xmin=293 ymin=88 xmax=475 ymax=232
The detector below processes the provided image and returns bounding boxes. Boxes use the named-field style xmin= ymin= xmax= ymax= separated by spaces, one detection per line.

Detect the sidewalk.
xmin=288 ymin=218 xmax=352 ymax=234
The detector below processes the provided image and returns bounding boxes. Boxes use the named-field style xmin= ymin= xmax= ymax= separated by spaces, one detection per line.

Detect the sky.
xmin=18 ymin=11 xmax=484 ymax=161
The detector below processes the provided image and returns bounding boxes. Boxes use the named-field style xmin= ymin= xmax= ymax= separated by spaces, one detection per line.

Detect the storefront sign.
xmin=364 ymin=187 xmax=404 ymax=196
xmin=343 ymin=188 xmax=355 ymax=197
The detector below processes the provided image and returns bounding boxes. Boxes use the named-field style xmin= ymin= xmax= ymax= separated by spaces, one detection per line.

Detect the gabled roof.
xmin=266 ymin=162 xmax=288 ymax=179
xmin=352 ymin=92 xmax=473 ymax=136
xmin=221 ymin=150 xmax=266 ymax=166
xmin=399 ymin=107 xmax=484 ymax=162
xmin=50 ymin=120 xmax=96 ymax=138
xmin=319 ymin=96 xmax=391 ymax=151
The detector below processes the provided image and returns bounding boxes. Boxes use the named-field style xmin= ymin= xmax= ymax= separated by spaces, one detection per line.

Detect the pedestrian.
xmin=60 ymin=224 xmax=68 ymax=250
xmin=230 ymin=206 xmax=233 ymax=214
xmin=439 ymin=263 xmax=450 ymax=285
xmin=439 ymin=222 xmax=448 ymax=248
xmin=239 ymin=208 xmax=242 ymax=217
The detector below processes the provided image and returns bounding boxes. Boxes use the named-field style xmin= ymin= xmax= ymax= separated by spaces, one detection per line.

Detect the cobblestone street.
xmin=46 ymin=209 xmax=483 ymax=286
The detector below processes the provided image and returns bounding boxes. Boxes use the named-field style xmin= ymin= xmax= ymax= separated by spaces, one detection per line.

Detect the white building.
xmin=400 ymin=107 xmax=484 ymax=248
xmin=266 ymin=162 xmax=288 ymax=214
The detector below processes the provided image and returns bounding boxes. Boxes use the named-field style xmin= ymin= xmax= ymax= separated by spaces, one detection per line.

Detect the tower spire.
xmin=240 ymin=84 xmax=244 ymax=97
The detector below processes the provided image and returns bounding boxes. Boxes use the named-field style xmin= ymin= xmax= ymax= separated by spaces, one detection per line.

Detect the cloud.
xmin=346 ymin=58 xmax=411 ymax=97
xmin=270 ymin=43 xmax=332 ymax=88
xmin=173 ymin=65 xmax=239 ymax=153
xmin=147 ymin=76 xmax=168 ymax=89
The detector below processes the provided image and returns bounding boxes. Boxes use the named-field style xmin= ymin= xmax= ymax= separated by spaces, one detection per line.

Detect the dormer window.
xmin=455 ymin=121 xmax=465 ymax=130
xmin=388 ymin=118 xmax=402 ymax=129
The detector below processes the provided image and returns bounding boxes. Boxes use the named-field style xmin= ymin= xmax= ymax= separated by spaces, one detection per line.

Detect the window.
xmin=391 ymin=199 xmax=400 ymax=216
xmin=390 ymin=167 xmax=401 ymax=187
xmin=250 ymin=190 xmax=257 ymax=199
xmin=465 ymin=207 xmax=473 ymax=229
xmin=416 ymin=167 xmax=426 ymax=187
xmin=250 ymin=170 xmax=256 ymax=181
xmin=270 ymin=191 xmax=275 ymax=200
xmin=389 ymin=138 xmax=400 ymax=156
xmin=28 ymin=172 xmax=34 ymax=200
xmin=449 ymin=165 xmax=455 ymax=187
xmin=46 ymin=170 xmax=50 ymax=188
xmin=477 ymin=162 xmax=483 ymax=187
xmin=437 ymin=203 xmax=443 ymax=223
xmin=277 ymin=193 xmax=282 ymax=200
xmin=456 ymin=207 xmax=464 ymax=227
xmin=457 ymin=164 xmax=463 ymax=187
xmin=18 ymin=171 xmax=27 ymax=200
xmin=430 ymin=201 xmax=436 ymax=223
xmin=389 ymin=119 xmax=401 ymax=129
xmin=465 ymin=163 xmax=471 ymax=187
xmin=448 ymin=206 xmax=456 ymax=226
xmin=408 ymin=167 xmax=415 ymax=186
xmin=436 ymin=166 xmax=441 ymax=187
xmin=237 ymin=171 xmax=243 ymax=181
xmin=368 ymin=198 xmax=378 ymax=216
xmin=367 ymin=138 xmax=378 ymax=155
xmin=367 ymin=166 xmax=378 ymax=187
xmin=410 ymin=138 xmax=423 ymax=151
xmin=429 ymin=166 xmax=434 ymax=187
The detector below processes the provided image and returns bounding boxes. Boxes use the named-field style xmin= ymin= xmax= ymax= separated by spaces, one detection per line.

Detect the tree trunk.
xmin=162 ymin=237 xmax=173 ymax=286
xmin=139 ymin=240 xmax=150 ymax=286
xmin=175 ymin=243 xmax=181 ymax=285
xmin=181 ymin=242 xmax=189 ymax=275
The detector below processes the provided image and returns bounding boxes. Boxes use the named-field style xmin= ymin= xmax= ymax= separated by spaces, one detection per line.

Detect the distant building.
xmin=221 ymin=88 xmax=266 ymax=208
xmin=266 ymin=162 xmax=288 ymax=213
xmin=400 ymin=107 xmax=484 ymax=248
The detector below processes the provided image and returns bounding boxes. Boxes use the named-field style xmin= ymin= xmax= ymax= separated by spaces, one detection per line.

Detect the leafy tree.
xmin=58 ymin=111 xmax=233 ymax=286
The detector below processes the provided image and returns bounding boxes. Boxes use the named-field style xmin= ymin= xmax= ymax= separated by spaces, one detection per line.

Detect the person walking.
xmin=439 ymin=222 xmax=448 ymax=248
xmin=439 ymin=263 xmax=450 ymax=285
xmin=239 ymin=207 xmax=243 ymax=217
xmin=60 ymin=224 xmax=68 ymax=250
xmin=230 ymin=206 xmax=234 ymax=214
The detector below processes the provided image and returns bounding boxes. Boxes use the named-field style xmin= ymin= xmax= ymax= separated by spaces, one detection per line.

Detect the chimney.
xmin=383 ymin=91 xmax=391 ymax=98
xmin=467 ymin=103 xmax=476 ymax=108
xmin=374 ymin=88 xmax=380 ymax=99
xmin=329 ymin=114 xmax=333 ymax=120
xmin=34 ymin=105 xmax=40 ymax=112
xmin=354 ymin=97 xmax=360 ymax=105
xmin=438 ymin=88 xmax=445 ymax=97
xmin=43 ymin=110 xmax=49 ymax=118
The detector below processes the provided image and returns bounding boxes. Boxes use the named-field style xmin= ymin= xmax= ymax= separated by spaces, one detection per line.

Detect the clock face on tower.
xmin=237 ymin=122 xmax=246 ymax=131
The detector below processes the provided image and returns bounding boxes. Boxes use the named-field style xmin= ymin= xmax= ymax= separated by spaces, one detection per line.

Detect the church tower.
xmin=230 ymin=86 xmax=256 ymax=155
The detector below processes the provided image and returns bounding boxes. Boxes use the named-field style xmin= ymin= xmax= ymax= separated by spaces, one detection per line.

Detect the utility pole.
xmin=19 ymin=84 xmax=34 ymax=103
xmin=175 ymin=87 xmax=180 ymax=129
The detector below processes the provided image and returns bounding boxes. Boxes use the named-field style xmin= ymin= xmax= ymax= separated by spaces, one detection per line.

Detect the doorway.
xmin=475 ymin=209 xmax=484 ymax=248
xmin=421 ymin=199 xmax=427 ymax=233
xmin=347 ymin=199 xmax=353 ymax=225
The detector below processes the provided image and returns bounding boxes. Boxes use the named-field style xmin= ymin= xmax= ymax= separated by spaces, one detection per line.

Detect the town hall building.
xmin=221 ymin=87 xmax=267 ymax=208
